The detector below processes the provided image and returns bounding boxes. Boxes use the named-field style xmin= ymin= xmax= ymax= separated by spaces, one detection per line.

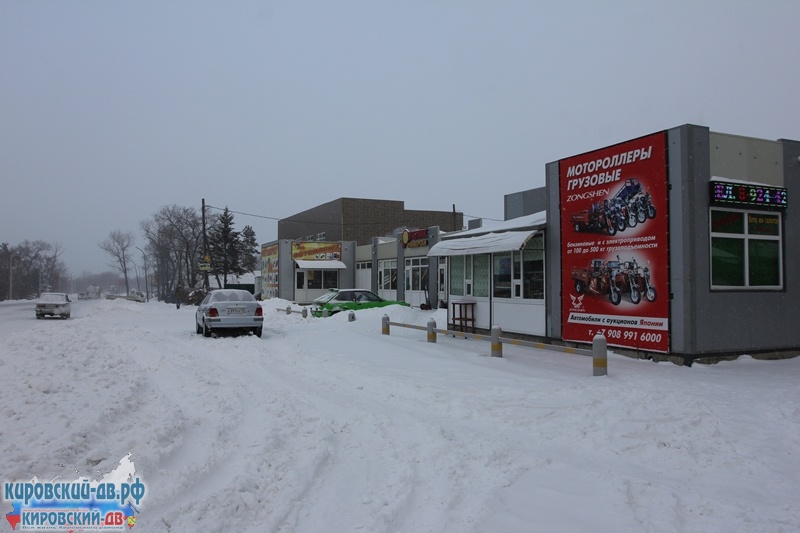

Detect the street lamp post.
xmin=8 ymin=254 xmax=16 ymax=301
xmin=134 ymin=246 xmax=149 ymax=302
xmin=131 ymin=261 xmax=141 ymax=291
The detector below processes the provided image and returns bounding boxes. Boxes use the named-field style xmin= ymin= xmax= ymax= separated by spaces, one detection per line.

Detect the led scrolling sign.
xmin=710 ymin=180 xmax=788 ymax=210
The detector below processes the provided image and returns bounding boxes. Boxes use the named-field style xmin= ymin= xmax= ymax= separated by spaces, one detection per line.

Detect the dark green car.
xmin=311 ymin=289 xmax=409 ymax=317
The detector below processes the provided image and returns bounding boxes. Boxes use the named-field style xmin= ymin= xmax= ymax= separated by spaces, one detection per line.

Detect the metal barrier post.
xmin=382 ymin=314 xmax=390 ymax=335
xmin=348 ymin=311 xmax=356 ymax=322
xmin=593 ymin=334 xmax=607 ymax=376
xmin=301 ymin=307 xmax=308 ymax=318
xmin=427 ymin=318 xmax=437 ymax=343
xmin=491 ymin=325 xmax=503 ymax=357
xmin=322 ymin=308 xmax=329 ymax=318
xmin=286 ymin=305 xmax=292 ymax=315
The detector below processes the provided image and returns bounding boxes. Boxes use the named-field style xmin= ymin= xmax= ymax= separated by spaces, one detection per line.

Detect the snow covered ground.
xmin=1 ymin=297 xmax=798 ymax=532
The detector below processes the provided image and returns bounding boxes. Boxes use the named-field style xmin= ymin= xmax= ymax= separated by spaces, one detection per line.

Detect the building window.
xmin=450 ymin=256 xmax=464 ymax=296
xmin=521 ymin=235 xmax=545 ymax=299
xmin=379 ymin=259 xmax=397 ymax=290
xmin=405 ymin=257 xmax=429 ymax=291
xmin=306 ymin=269 xmax=339 ymax=289
xmin=473 ymin=254 xmax=490 ymax=297
xmin=710 ymin=208 xmax=782 ymax=289
xmin=493 ymin=253 xmax=512 ymax=298
xmin=356 ymin=261 xmax=371 ymax=270
xmin=492 ymin=235 xmax=545 ymax=300
xmin=316 ymin=232 xmax=326 ymax=241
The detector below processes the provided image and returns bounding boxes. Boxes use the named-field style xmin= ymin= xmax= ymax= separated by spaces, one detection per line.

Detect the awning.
xmin=294 ymin=259 xmax=347 ymax=269
xmin=427 ymin=230 xmax=538 ymax=257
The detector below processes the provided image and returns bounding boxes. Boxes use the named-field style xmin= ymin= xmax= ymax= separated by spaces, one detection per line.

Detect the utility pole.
xmin=202 ymin=198 xmax=210 ymax=290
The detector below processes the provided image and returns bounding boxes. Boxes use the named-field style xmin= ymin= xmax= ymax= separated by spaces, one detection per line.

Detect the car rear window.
xmin=211 ymin=290 xmax=255 ymax=303
xmin=39 ymin=294 xmax=67 ymax=303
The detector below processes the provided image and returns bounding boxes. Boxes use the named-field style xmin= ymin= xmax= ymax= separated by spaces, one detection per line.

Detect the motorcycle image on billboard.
xmin=559 ymin=132 xmax=669 ymax=353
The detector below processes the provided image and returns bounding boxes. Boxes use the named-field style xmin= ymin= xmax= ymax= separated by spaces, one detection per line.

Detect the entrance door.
xmin=295 ymin=270 xmax=307 ymax=304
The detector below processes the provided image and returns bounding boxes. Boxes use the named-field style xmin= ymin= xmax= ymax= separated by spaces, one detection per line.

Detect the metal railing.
xmin=381 ymin=315 xmax=608 ymax=376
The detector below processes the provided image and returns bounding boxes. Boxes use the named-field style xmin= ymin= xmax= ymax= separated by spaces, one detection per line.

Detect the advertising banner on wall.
xmin=291 ymin=242 xmax=342 ymax=261
xmin=261 ymin=243 xmax=279 ymax=299
xmin=559 ymin=132 xmax=670 ymax=352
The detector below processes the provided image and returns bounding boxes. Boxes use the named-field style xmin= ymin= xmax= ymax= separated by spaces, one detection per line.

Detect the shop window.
xmin=522 ymin=247 xmax=544 ymax=300
xmin=450 ymin=256 xmax=464 ymax=296
xmin=323 ymin=270 xmax=338 ymax=288
xmin=405 ymin=257 xmax=429 ymax=291
xmin=710 ymin=208 xmax=783 ymax=289
xmin=473 ymin=254 xmax=490 ymax=297
xmin=307 ymin=270 xmax=321 ymax=289
xmin=493 ymin=253 xmax=512 ymax=298
xmin=379 ymin=259 xmax=397 ymax=290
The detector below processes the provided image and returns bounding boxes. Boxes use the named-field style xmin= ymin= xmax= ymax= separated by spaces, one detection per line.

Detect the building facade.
xmin=278 ymin=198 xmax=462 ymax=245
xmin=432 ymin=124 xmax=798 ymax=362
xmin=546 ymin=125 xmax=799 ymax=360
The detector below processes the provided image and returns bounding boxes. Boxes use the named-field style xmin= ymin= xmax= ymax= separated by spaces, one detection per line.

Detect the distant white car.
xmin=35 ymin=292 xmax=72 ymax=319
xmin=128 ymin=290 xmax=146 ymax=303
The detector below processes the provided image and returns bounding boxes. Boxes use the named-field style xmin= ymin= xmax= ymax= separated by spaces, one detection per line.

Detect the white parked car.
xmin=195 ymin=289 xmax=263 ymax=338
xmin=128 ymin=290 xmax=146 ymax=303
xmin=35 ymin=292 xmax=72 ymax=319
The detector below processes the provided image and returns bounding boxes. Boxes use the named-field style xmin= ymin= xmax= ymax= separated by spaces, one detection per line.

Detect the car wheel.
xmin=196 ymin=320 xmax=202 ymax=334
xmin=254 ymin=327 xmax=262 ymax=338
xmin=36 ymin=314 xmax=42 ymax=319
xmin=202 ymin=320 xmax=211 ymax=337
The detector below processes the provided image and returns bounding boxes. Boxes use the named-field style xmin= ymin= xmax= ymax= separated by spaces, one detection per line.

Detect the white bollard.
xmin=382 ymin=314 xmax=390 ymax=335
xmin=491 ymin=325 xmax=503 ymax=357
xmin=593 ymin=334 xmax=607 ymax=376
xmin=427 ymin=318 xmax=437 ymax=343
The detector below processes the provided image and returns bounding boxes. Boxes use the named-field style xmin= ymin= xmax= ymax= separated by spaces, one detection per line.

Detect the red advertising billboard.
xmin=559 ymin=132 xmax=670 ymax=352
xmin=261 ymin=244 xmax=279 ymax=299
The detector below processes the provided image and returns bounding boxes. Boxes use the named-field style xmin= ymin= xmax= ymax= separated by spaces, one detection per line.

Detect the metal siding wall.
xmin=278 ymin=240 xmax=295 ymax=302
xmin=545 ymin=161 xmax=561 ymax=339
xmin=339 ymin=241 xmax=357 ymax=289
xmin=692 ymin=133 xmax=800 ymax=354
xmin=667 ymin=125 xmax=707 ymax=354
xmin=709 ymin=133 xmax=784 ymax=185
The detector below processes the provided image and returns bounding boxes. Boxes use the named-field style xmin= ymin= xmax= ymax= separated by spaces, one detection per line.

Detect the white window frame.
xmin=709 ymin=207 xmax=783 ymax=290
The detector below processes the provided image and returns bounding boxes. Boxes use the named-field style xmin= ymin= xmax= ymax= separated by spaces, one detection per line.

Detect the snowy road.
xmin=1 ymin=298 xmax=798 ymax=532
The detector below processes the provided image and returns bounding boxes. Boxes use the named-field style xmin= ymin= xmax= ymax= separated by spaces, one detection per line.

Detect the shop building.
xmin=549 ymin=124 xmax=798 ymax=361
xmin=432 ymin=124 xmax=798 ymax=362
xmin=356 ymin=227 xmax=444 ymax=309
xmin=428 ymin=212 xmax=547 ymax=335
xmin=277 ymin=197 xmax=462 ymax=246
xmin=261 ymin=198 xmax=460 ymax=305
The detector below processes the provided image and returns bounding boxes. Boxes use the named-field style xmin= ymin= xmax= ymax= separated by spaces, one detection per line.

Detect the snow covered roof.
xmin=444 ymin=210 xmax=547 ymax=239
xmin=428 ymin=230 xmax=539 ymax=257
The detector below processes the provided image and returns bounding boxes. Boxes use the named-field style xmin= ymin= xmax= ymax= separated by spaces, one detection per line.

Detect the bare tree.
xmin=141 ymin=205 xmax=206 ymax=301
xmin=99 ymin=230 xmax=135 ymax=294
xmin=1 ymin=241 xmax=70 ymax=299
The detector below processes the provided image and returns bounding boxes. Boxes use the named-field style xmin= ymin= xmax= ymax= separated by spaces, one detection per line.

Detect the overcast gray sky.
xmin=2 ymin=0 xmax=799 ymax=275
